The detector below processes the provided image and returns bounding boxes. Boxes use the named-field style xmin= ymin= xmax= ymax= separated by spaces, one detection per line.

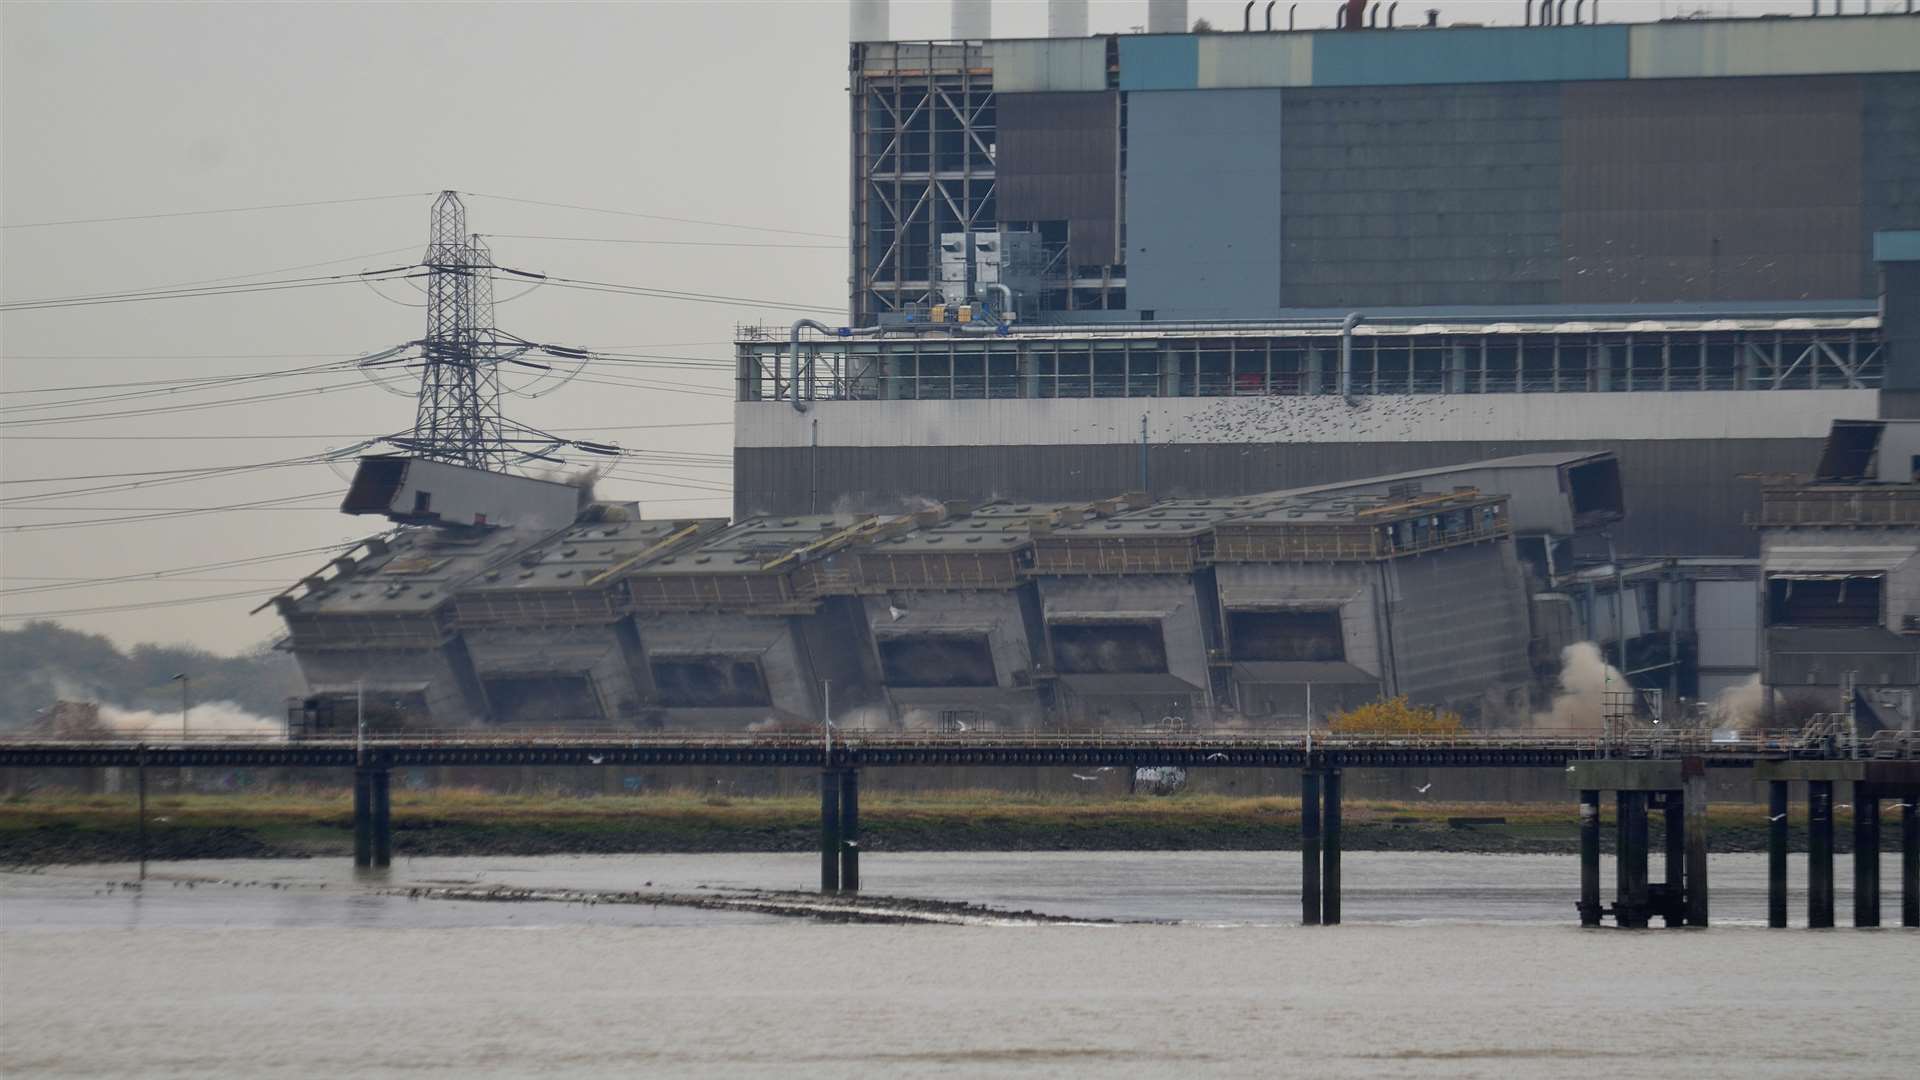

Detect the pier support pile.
xmin=819 ymin=769 xmax=860 ymax=895
xmin=1755 ymin=761 xmax=1920 ymax=929
xmin=1569 ymin=759 xmax=1709 ymax=929
xmin=1302 ymin=764 xmax=1342 ymax=925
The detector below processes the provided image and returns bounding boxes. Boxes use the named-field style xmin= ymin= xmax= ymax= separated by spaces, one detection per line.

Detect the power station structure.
xmin=277 ymin=7 xmax=1920 ymax=735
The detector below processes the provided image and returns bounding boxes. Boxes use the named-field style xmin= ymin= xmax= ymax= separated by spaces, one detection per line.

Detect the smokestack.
xmin=1147 ymin=0 xmax=1189 ymax=33
xmin=850 ymin=0 xmax=889 ymax=42
xmin=951 ymin=0 xmax=990 ymax=38
xmin=1048 ymin=0 xmax=1089 ymax=37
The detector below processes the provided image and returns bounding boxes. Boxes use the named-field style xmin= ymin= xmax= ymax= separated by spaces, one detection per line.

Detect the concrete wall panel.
xmin=1314 ymin=25 xmax=1627 ymax=87
xmin=1695 ymin=579 xmax=1761 ymax=670
xmin=1117 ymin=35 xmax=1197 ymax=90
xmin=1279 ymin=83 xmax=1561 ymax=308
xmin=1627 ymin=17 xmax=1920 ymax=80
xmin=1197 ymin=34 xmax=1311 ymax=88
xmin=990 ymin=38 xmax=1107 ymax=93
xmin=997 ymin=92 xmax=1121 ymax=265
xmin=1560 ymin=77 xmax=1864 ymax=303
xmin=1864 ymin=75 xmax=1920 ymax=302
xmin=1127 ymin=89 xmax=1284 ymax=318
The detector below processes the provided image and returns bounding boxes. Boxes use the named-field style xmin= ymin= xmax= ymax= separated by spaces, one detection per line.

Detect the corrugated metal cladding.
xmin=1196 ymin=35 xmax=1311 ymax=89
xmin=1864 ymin=74 xmax=1920 ymax=295
xmin=1311 ymin=25 xmax=1628 ymax=88
xmin=989 ymin=38 xmax=1105 ymax=93
xmin=1627 ymin=16 xmax=1920 ymax=80
xmin=1278 ymin=84 xmax=1560 ymax=309
xmin=1560 ymin=77 xmax=1863 ymax=305
xmin=1117 ymin=36 xmax=1197 ymax=91
xmin=732 ymin=437 xmax=1824 ymax=557
xmin=996 ymin=92 xmax=1120 ymax=266
xmin=1127 ymin=89 xmax=1283 ymax=318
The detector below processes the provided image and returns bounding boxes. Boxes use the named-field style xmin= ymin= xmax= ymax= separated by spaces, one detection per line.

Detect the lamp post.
xmin=170 ymin=673 xmax=191 ymax=739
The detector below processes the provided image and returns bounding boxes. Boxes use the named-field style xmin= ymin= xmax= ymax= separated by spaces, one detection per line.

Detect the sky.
xmin=0 ymin=0 xmax=1826 ymax=653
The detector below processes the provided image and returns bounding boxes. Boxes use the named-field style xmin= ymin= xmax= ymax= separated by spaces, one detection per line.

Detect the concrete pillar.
xmin=1809 ymin=780 xmax=1835 ymax=929
xmin=1323 ymin=770 xmax=1342 ymax=926
xmin=371 ymin=768 xmax=392 ymax=868
xmin=1662 ymin=791 xmax=1685 ymax=927
xmin=1616 ymin=791 xmax=1650 ymax=928
xmin=839 ymin=768 xmax=861 ymax=896
xmin=1684 ymin=769 xmax=1709 ymax=927
xmin=1903 ymin=796 xmax=1918 ymax=928
xmin=820 ymin=770 xmax=842 ymax=894
xmin=1854 ymin=785 xmax=1879 ymax=928
xmin=1301 ymin=769 xmax=1322 ymax=926
xmin=1769 ymin=780 xmax=1789 ymax=929
xmin=353 ymin=768 xmax=373 ymax=868
xmin=1579 ymin=789 xmax=1602 ymax=927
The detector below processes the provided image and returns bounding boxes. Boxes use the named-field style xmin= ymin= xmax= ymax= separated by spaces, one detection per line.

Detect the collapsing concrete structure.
xmin=1759 ymin=418 xmax=1920 ymax=732
xmin=279 ymin=449 xmax=1633 ymax=732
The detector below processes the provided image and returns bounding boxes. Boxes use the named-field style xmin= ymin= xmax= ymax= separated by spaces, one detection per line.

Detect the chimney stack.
xmin=1048 ymin=0 xmax=1089 ymax=37
xmin=951 ymin=0 xmax=990 ymax=39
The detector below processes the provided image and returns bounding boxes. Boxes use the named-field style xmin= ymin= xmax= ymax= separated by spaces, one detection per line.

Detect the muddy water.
xmin=3 ymin=852 xmax=1916 ymax=1078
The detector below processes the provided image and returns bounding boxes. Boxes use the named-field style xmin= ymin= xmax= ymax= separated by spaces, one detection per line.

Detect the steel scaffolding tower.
xmin=412 ymin=190 xmax=509 ymax=471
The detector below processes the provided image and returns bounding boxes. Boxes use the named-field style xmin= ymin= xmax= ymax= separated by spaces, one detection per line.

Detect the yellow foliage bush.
xmin=1326 ymin=696 xmax=1464 ymax=735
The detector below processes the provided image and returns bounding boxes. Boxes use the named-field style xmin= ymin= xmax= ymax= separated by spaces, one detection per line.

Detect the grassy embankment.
xmin=0 ymin=786 xmax=1857 ymax=865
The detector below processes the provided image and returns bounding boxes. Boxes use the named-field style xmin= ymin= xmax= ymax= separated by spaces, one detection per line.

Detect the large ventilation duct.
xmin=1048 ymin=0 xmax=1089 ymax=37
xmin=1147 ymin=0 xmax=1189 ymax=33
xmin=850 ymin=0 xmax=889 ymax=42
xmin=951 ymin=0 xmax=990 ymax=38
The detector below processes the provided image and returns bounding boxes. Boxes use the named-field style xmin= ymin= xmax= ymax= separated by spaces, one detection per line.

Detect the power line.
xmin=482 ymin=233 xmax=840 ymax=250
xmin=464 ymin=192 xmax=843 ymax=241
xmin=0 ymin=421 xmax=734 ymax=440
xmin=0 ymin=246 xmax=420 ymax=307
xmin=0 ymin=379 xmax=376 ymax=428
xmin=1 ymin=490 xmax=341 ymax=532
xmin=0 ymin=267 xmax=422 ymax=314
xmin=1 ymin=191 xmax=434 ymax=231
xmin=0 ymin=586 xmax=287 ymax=622
xmin=0 ymin=542 xmax=357 ymax=598
xmin=491 ymin=268 xmax=841 ymax=316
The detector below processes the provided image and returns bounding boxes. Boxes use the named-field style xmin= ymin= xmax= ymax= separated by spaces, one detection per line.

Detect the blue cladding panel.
xmin=1878 ymin=232 xmax=1920 ymax=263
xmin=1312 ymin=26 xmax=1628 ymax=87
xmin=1118 ymin=36 xmax=1198 ymax=91
xmin=1128 ymin=90 xmax=1284 ymax=319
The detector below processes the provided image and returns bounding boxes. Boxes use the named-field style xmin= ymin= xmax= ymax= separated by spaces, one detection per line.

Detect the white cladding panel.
xmin=737 ymin=390 xmax=1874 ymax=449
xmin=1628 ymin=16 xmax=1920 ymax=79
xmin=1695 ymin=579 xmax=1760 ymax=670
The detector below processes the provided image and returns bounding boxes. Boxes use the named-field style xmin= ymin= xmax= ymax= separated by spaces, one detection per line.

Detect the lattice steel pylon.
xmin=411 ymin=190 xmax=509 ymax=471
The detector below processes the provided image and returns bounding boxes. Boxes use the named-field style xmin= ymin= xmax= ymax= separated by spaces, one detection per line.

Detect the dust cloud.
xmin=1530 ymin=642 xmax=1624 ymax=731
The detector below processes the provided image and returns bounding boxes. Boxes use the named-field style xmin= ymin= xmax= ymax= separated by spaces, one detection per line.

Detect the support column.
xmin=1684 ymin=767 xmax=1709 ymax=928
xmin=819 ymin=770 xmax=842 ymax=895
xmin=839 ymin=768 xmax=860 ymax=896
xmin=1579 ymin=789 xmax=1601 ymax=927
xmin=1809 ymin=780 xmax=1834 ymax=929
xmin=1616 ymin=790 xmax=1649 ymax=928
xmin=1323 ymin=770 xmax=1342 ymax=926
xmin=1769 ymin=780 xmax=1789 ymax=929
xmin=1903 ymin=796 xmax=1918 ymax=928
xmin=1854 ymin=785 xmax=1880 ymax=928
xmin=137 ymin=748 xmax=149 ymax=882
xmin=1301 ymin=769 xmax=1322 ymax=926
xmin=1662 ymin=791 xmax=1685 ymax=927
xmin=352 ymin=768 xmax=373 ymax=869
xmin=371 ymin=768 xmax=392 ymax=868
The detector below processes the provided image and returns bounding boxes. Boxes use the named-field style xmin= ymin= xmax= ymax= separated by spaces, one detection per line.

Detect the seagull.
xmin=953 ymin=720 xmax=969 ymax=732
xmin=1096 ymin=766 xmax=1113 ymax=773
xmin=1206 ymin=753 xmax=1229 ymax=761
xmin=1566 ymin=765 xmax=1577 ymax=772
xmin=1416 ymin=783 xmax=1433 ymax=794
xmin=1071 ymin=773 xmax=1101 ymax=781
xmin=587 ymin=754 xmax=604 ymax=765
xmin=1769 ymin=813 xmax=1787 ymax=822
xmin=888 ymin=605 xmax=907 ymax=621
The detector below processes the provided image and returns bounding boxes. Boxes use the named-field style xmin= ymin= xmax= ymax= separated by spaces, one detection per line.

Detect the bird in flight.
xmin=1206 ymin=752 xmax=1229 ymax=761
xmin=1769 ymin=813 xmax=1787 ymax=822
xmin=1416 ymin=782 xmax=1433 ymax=794
xmin=587 ymin=754 xmax=604 ymax=765
xmin=1071 ymin=773 xmax=1101 ymax=781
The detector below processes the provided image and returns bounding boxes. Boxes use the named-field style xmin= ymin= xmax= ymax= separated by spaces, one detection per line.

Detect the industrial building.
xmin=736 ymin=5 xmax=1920 ymax=563
xmin=281 ymin=450 xmax=1643 ymax=731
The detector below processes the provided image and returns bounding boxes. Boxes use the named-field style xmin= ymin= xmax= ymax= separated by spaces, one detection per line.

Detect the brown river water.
xmin=2 ymin=852 xmax=1915 ymax=1078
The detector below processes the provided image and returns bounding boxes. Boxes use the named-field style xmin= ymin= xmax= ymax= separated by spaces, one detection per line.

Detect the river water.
xmin=3 ymin=852 xmax=1916 ymax=1078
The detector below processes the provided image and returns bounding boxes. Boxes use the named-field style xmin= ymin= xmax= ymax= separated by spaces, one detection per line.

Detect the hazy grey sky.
xmin=0 ymin=0 xmax=1822 ymax=653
